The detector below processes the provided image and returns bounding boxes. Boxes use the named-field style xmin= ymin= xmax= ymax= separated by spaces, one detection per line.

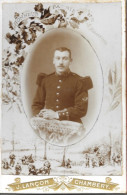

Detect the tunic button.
xmin=56 ymin=106 xmax=59 ymax=108
xmin=56 ymin=92 xmax=59 ymax=96
xmin=59 ymin=80 xmax=62 ymax=82
xmin=56 ymin=99 xmax=59 ymax=102
xmin=57 ymin=86 xmax=60 ymax=89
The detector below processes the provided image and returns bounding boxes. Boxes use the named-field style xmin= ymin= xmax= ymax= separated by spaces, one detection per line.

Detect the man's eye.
xmin=56 ymin=57 xmax=60 ymax=60
xmin=63 ymin=57 xmax=68 ymax=60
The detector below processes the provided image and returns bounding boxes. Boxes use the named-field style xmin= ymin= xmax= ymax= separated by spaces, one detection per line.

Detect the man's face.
xmin=53 ymin=50 xmax=72 ymax=74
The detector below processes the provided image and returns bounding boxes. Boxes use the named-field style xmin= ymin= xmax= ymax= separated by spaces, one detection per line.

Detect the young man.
xmin=32 ymin=47 xmax=93 ymax=123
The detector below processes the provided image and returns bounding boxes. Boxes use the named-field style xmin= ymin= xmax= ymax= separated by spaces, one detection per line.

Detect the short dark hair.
xmin=54 ymin=47 xmax=72 ymax=59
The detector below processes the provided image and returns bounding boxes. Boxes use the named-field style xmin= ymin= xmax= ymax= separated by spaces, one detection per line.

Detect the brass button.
xmin=56 ymin=99 xmax=59 ymax=102
xmin=57 ymin=86 xmax=60 ymax=89
xmin=56 ymin=93 xmax=59 ymax=95
xmin=59 ymin=80 xmax=62 ymax=82
xmin=56 ymin=106 xmax=59 ymax=108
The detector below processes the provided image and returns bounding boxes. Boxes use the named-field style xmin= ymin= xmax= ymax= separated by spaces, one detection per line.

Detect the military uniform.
xmin=15 ymin=163 xmax=22 ymax=175
xmin=9 ymin=154 xmax=16 ymax=167
xmin=32 ymin=71 xmax=93 ymax=123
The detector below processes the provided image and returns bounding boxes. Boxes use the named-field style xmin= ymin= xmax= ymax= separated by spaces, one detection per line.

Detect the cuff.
xmin=55 ymin=112 xmax=59 ymax=119
xmin=58 ymin=109 xmax=69 ymax=120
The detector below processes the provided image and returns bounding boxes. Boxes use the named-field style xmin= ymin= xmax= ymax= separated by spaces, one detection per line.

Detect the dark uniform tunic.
xmin=32 ymin=71 xmax=93 ymax=123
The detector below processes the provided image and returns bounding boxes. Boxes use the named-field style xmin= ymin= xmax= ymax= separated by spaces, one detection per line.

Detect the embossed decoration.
xmin=14 ymin=178 xmax=21 ymax=184
xmin=105 ymin=177 xmax=112 ymax=183
xmin=8 ymin=177 xmax=119 ymax=192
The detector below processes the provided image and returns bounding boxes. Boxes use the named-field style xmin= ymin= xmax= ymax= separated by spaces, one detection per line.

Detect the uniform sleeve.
xmin=58 ymin=79 xmax=88 ymax=121
xmin=32 ymin=80 xmax=46 ymax=116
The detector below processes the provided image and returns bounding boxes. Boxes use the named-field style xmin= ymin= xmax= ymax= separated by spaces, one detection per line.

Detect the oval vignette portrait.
xmin=21 ymin=28 xmax=103 ymax=147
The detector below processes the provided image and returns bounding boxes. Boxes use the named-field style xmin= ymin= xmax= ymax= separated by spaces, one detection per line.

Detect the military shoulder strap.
xmin=80 ymin=76 xmax=93 ymax=91
xmin=36 ymin=72 xmax=55 ymax=86
xmin=36 ymin=73 xmax=47 ymax=86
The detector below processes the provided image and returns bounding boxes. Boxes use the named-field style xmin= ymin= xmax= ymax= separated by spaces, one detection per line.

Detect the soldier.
xmin=3 ymin=160 xmax=10 ymax=169
xmin=32 ymin=47 xmax=93 ymax=123
xmin=42 ymin=161 xmax=51 ymax=175
xmin=99 ymin=157 xmax=104 ymax=167
xmin=112 ymin=153 xmax=116 ymax=165
xmin=92 ymin=158 xmax=98 ymax=168
xmin=85 ymin=154 xmax=90 ymax=168
xmin=65 ymin=158 xmax=71 ymax=168
xmin=28 ymin=164 xmax=37 ymax=175
xmin=21 ymin=155 xmax=26 ymax=165
xmin=9 ymin=153 xmax=16 ymax=167
xmin=115 ymin=154 xmax=121 ymax=166
xmin=37 ymin=161 xmax=51 ymax=175
xmin=15 ymin=163 xmax=22 ymax=175
xmin=91 ymin=158 xmax=96 ymax=168
xmin=21 ymin=155 xmax=28 ymax=165
xmin=28 ymin=154 xmax=34 ymax=163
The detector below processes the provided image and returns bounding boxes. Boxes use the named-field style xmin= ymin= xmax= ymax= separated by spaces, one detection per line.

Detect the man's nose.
xmin=59 ymin=58 xmax=63 ymax=64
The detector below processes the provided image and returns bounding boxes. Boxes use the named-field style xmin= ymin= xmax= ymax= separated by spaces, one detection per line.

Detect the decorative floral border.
xmin=2 ymin=3 xmax=121 ymax=113
xmin=2 ymin=3 xmax=93 ymax=110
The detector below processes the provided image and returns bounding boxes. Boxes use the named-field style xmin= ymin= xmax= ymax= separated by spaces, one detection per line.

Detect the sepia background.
xmin=22 ymin=28 xmax=103 ymax=139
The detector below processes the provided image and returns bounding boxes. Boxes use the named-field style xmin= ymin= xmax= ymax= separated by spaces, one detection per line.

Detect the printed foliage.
xmin=108 ymin=64 xmax=121 ymax=111
xmin=2 ymin=3 xmax=93 ymax=108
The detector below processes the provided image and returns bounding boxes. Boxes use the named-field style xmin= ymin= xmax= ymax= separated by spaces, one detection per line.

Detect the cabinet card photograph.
xmin=0 ymin=0 xmax=126 ymax=193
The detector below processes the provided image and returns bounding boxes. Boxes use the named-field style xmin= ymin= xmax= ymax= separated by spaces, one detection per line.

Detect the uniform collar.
xmin=55 ymin=70 xmax=71 ymax=77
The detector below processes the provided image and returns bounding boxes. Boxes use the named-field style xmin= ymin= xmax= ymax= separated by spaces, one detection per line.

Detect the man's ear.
xmin=70 ymin=58 xmax=72 ymax=63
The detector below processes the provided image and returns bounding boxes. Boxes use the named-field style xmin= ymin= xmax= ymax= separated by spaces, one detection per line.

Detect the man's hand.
xmin=38 ymin=109 xmax=59 ymax=120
